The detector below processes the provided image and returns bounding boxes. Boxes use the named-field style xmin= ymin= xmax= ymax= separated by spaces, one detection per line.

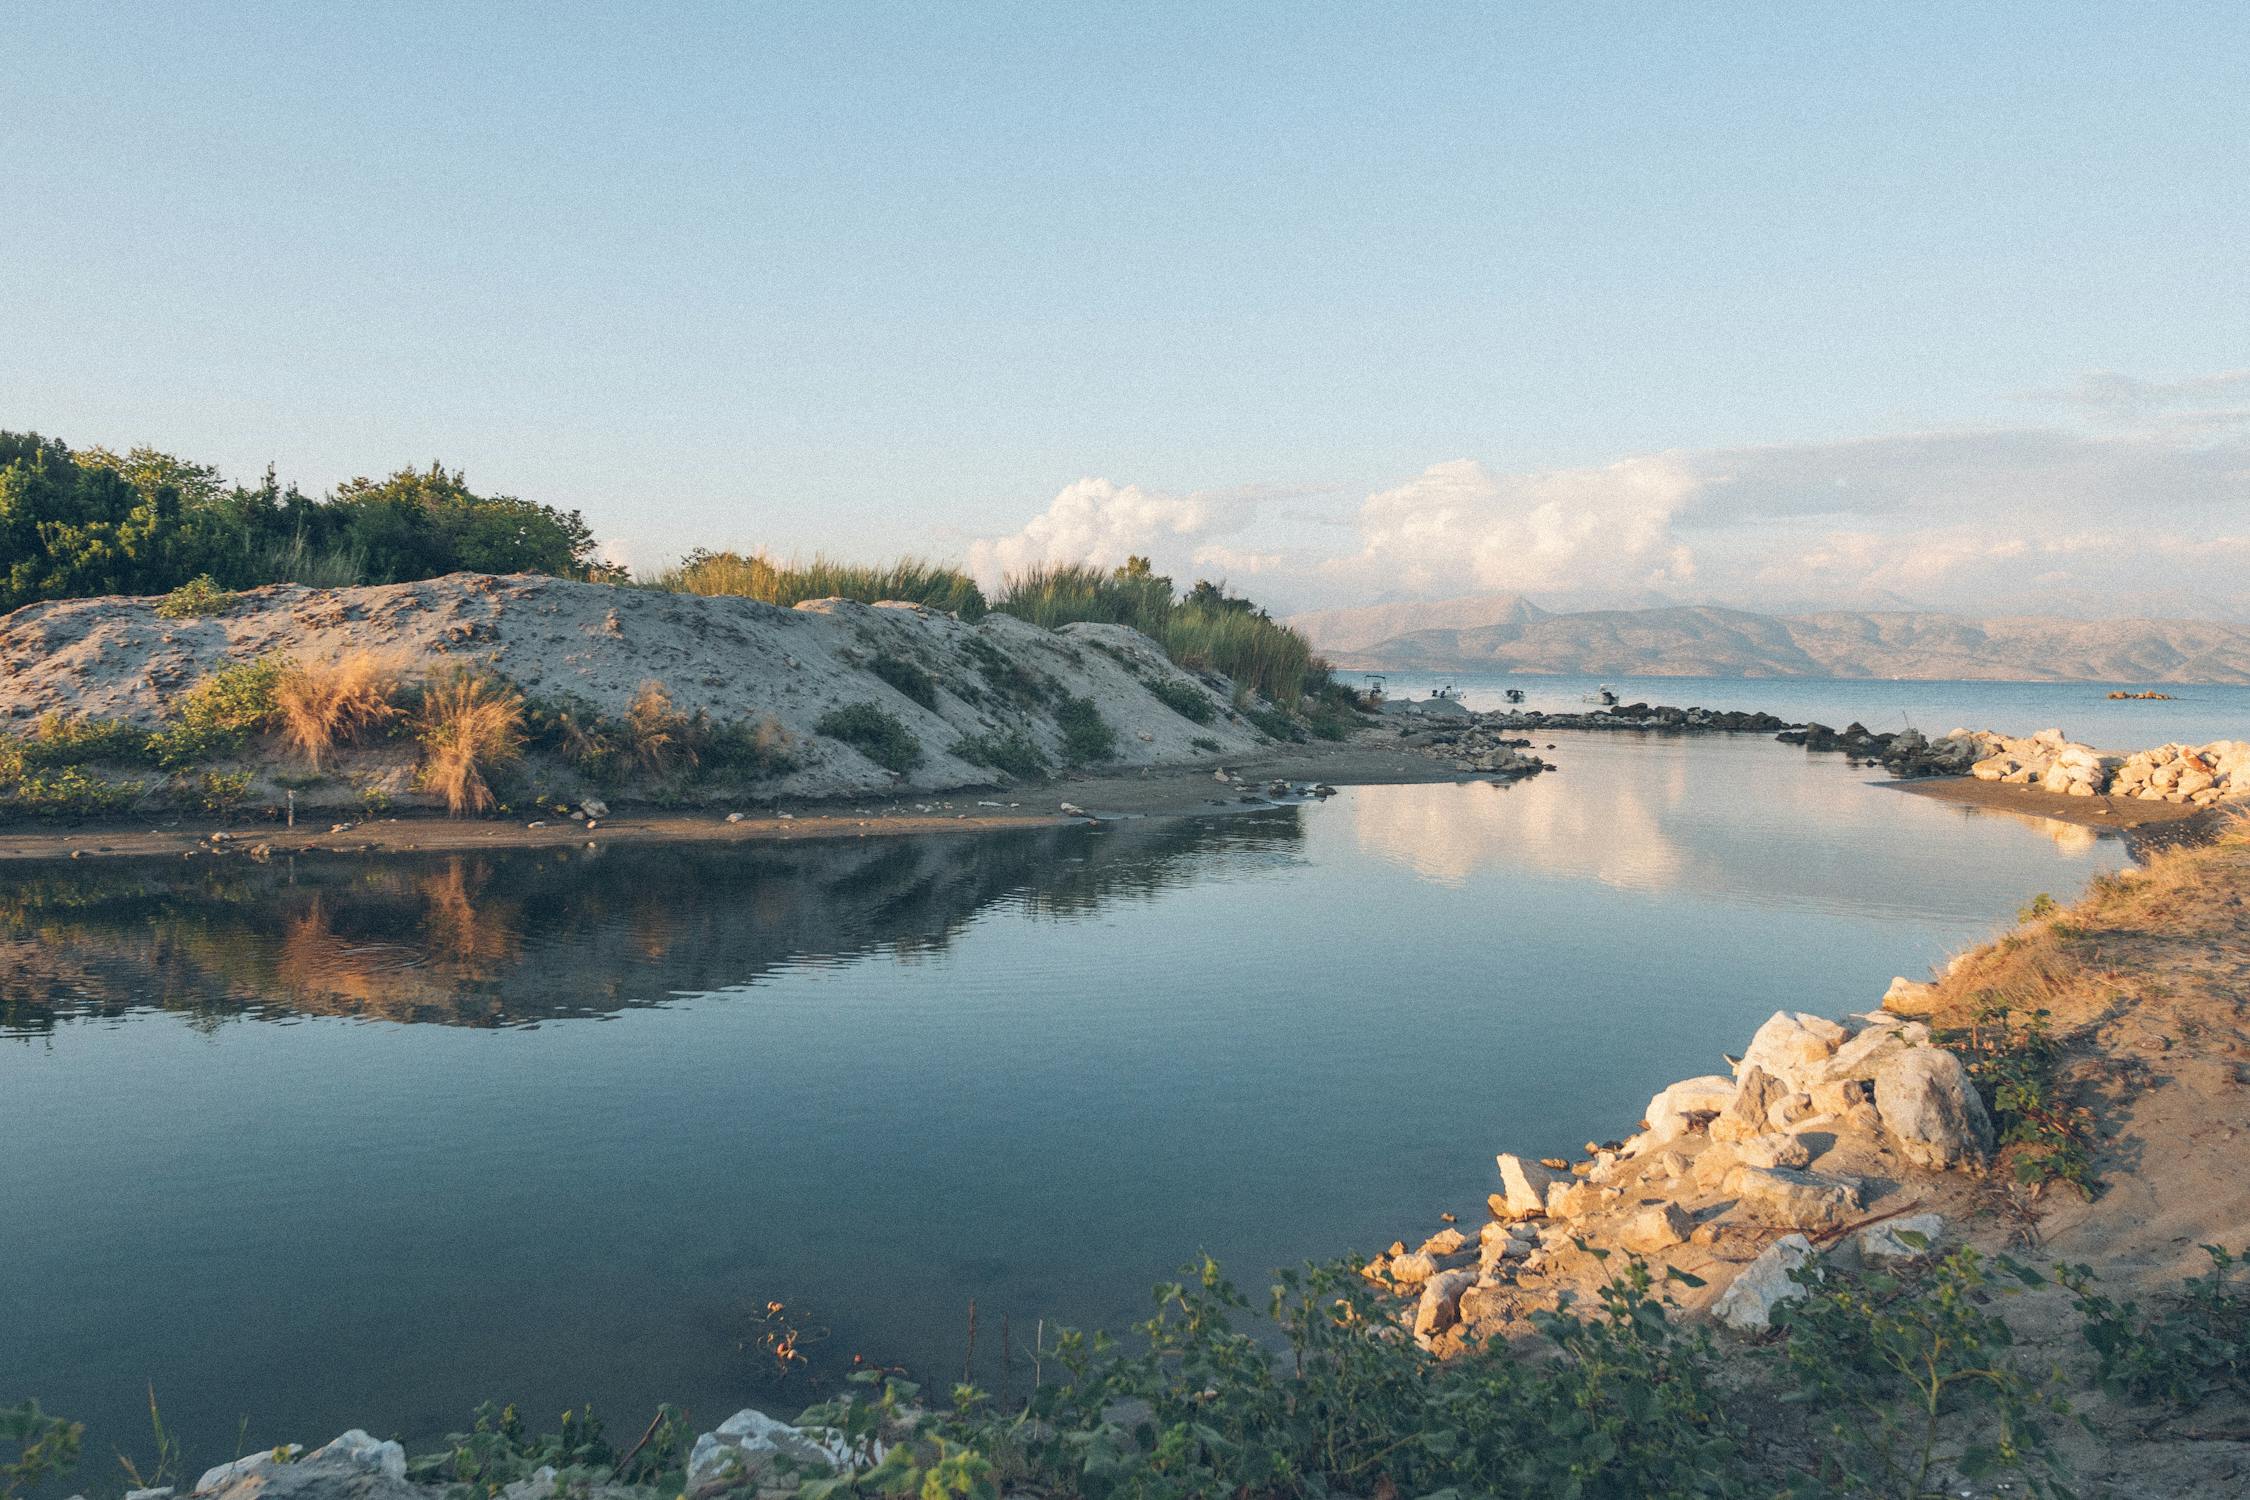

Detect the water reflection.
xmin=0 ymin=818 xmax=1305 ymax=1036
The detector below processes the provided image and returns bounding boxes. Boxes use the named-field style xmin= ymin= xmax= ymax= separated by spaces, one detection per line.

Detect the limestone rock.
xmin=1493 ymin=1152 xmax=1563 ymax=1217
xmin=1713 ymin=1233 xmax=1817 ymax=1330
xmin=1711 ymin=1065 xmax=1787 ymax=1143
xmin=1871 ymin=1048 xmax=1993 ymax=1168
xmin=1417 ymin=1227 xmax=1468 ymax=1258
xmin=1725 ymin=1165 xmax=1863 ymax=1231
xmin=1385 ymin=1250 xmax=1439 ymax=1285
xmin=195 ymin=1435 xmax=407 ymax=1500
xmin=1413 ymin=1268 xmax=1477 ymax=1341
xmin=1858 ymin=1213 xmax=1945 ymax=1261
xmin=1643 ymin=1075 xmax=1738 ymax=1143
xmin=1881 ymin=976 xmax=1940 ymax=1016
xmin=687 ymin=1409 xmax=851 ymax=1495
xmin=1735 ymin=1132 xmax=1813 ymax=1171
xmin=1738 ymin=1011 xmax=1848 ymax=1092
xmin=1618 ymin=1202 xmax=1692 ymax=1254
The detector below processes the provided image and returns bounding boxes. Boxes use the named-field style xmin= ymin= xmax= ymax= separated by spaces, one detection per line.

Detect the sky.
xmin=5 ymin=3 xmax=2247 ymax=619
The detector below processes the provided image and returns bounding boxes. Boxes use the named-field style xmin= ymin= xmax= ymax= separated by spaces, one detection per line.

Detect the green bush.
xmin=868 ymin=651 xmax=940 ymax=710
xmin=953 ymin=729 xmax=1048 ymax=781
xmin=6 ymin=766 xmax=143 ymax=817
xmin=16 ymin=714 xmax=151 ymax=768
xmin=1190 ymin=735 xmax=1221 ymax=753
xmin=154 ymin=575 xmax=241 ymax=618
xmin=148 ymin=657 xmax=285 ymax=769
xmin=406 ymin=1401 xmax=690 ymax=1496
xmin=1147 ymin=676 xmax=1215 ymax=724
xmin=1054 ymin=696 xmax=1116 ymax=764
xmin=1938 ymin=1001 xmax=2094 ymax=1198
xmin=650 ymin=551 xmax=986 ymax=619
xmin=2064 ymin=1245 xmax=2250 ymax=1408
xmin=816 ymin=703 xmax=923 ymax=773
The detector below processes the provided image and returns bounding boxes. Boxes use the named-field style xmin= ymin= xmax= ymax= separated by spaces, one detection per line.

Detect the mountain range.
xmin=1287 ymin=595 xmax=2250 ymax=685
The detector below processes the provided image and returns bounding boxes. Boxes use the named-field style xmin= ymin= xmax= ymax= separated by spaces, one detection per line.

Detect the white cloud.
xmin=966 ymin=478 xmax=1213 ymax=588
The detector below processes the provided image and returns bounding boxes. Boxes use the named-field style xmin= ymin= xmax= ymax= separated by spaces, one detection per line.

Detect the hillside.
xmin=0 ymin=573 xmax=1275 ymax=817
xmin=1293 ymin=598 xmax=2250 ymax=683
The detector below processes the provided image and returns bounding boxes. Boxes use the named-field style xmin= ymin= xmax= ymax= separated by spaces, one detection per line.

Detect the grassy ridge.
xmin=646 ymin=550 xmax=988 ymax=619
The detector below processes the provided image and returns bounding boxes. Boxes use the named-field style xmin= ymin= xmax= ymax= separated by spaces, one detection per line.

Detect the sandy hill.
xmin=1293 ymin=597 xmax=2250 ymax=683
xmin=0 ymin=573 xmax=1272 ymax=808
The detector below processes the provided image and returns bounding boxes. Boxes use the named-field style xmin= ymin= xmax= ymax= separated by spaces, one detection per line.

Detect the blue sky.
xmin=6 ymin=4 xmax=2247 ymax=615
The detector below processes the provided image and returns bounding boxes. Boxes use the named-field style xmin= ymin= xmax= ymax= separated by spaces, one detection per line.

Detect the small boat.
xmin=1581 ymin=684 xmax=1618 ymax=706
xmin=1430 ymin=683 xmax=1463 ymax=701
xmin=1503 ymin=688 xmax=1525 ymax=704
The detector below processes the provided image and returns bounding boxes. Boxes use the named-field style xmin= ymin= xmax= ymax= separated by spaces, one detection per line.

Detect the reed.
xmin=274 ymin=652 xmax=405 ymax=770
xmin=647 ymin=550 xmax=987 ymax=618
xmin=415 ymin=668 xmax=525 ymax=815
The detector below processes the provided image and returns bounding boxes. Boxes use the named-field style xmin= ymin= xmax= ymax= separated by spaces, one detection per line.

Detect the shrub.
xmin=153 ymin=575 xmax=241 ymax=619
xmin=1 ymin=1399 xmax=82 ymax=1500
xmin=816 ymin=703 xmax=923 ymax=773
xmin=1190 ymin=735 xmax=1221 ymax=753
xmin=191 ymin=769 xmax=253 ymax=813
xmin=7 ymin=766 xmax=143 ymax=817
xmin=952 ymin=729 xmax=1048 ymax=781
xmin=1242 ymin=704 xmax=1301 ymax=742
xmin=274 ymin=653 xmax=403 ymax=770
xmin=2064 ymin=1245 xmax=2250 ymax=1407
xmin=149 ymin=657 xmax=285 ymax=769
xmin=525 ymin=695 xmax=623 ymax=783
xmin=651 ymin=551 xmax=987 ymax=618
xmin=868 ymin=651 xmax=939 ymax=709
xmin=416 ymin=668 xmax=525 ymax=814
xmin=703 ymin=715 xmax=800 ymax=778
xmin=1054 ymin=696 xmax=1116 ymax=764
xmin=18 ymin=714 xmax=150 ymax=768
xmin=405 ymin=1401 xmax=690 ymax=1496
xmin=960 ymin=637 xmax=1052 ymax=707
xmin=622 ymin=681 xmax=697 ymax=776
xmin=1939 ymin=1001 xmax=2095 ymax=1197
xmin=1147 ymin=676 xmax=1215 ymax=724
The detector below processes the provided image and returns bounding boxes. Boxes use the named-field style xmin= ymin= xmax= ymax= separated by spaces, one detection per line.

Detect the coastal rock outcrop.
xmin=1965 ymin=731 xmax=2249 ymax=806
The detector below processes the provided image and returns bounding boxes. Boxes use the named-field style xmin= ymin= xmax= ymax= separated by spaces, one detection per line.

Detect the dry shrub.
xmin=276 ymin=652 xmax=405 ymax=770
xmin=416 ymin=668 xmax=525 ymax=815
xmin=623 ymin=681 xmax=697 ymax=776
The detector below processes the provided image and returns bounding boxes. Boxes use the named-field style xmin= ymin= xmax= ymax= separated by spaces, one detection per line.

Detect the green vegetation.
xmin=2064 ymin=1245 xmax=2250 ymax=1407
xmin=407 ymin=1401 xmax=692 ymax=1497
xmin=154 ymin=575 xmax=242 ymax=619
xmin=650 ymin=550 xmax=987 ymax=619
xmin=1054 ymin=696 xmax=1116 ymax=764
xmin=149 ymin=657 xmax=286 ymax=769
xmin=1 ymin=1400 xmax=80 ymax=1500
xmin=1190 ymin=735 xmax=1222 ymax=753
xmin=952 ymin=729 xmax=1047 ymax=781
xmin=867 ymin=651 xmax=940 ymax=710
xmin=993 ymin=558 xmax=1324 ymax=708
xmin=0 ymin=432 xmax=613 ymax=611
xmin=1939 ymin=1001 xmax=2095 ymax=1198
xmin=816 ymin=703 xmax=924 ymax=773
xmin=1146 ymin=676 xmax=1215 ymax=724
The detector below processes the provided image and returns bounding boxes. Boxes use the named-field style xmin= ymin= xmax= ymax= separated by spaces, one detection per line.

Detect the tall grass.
xmin=416 ymin=668 xmax=525 ymax=815
xmin=992 ymin=562 xmax=1324 ymax=706
xmin=647 ymin=550 xmax=986 ymax=618
xmin=275 ymin=652 xmax=404 ymax=770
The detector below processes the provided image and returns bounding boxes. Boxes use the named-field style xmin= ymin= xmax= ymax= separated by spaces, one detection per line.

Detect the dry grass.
xmin=415 ymin=667 xmax=524 ymax=815
xmin=275 ymin=651 xmax=406 ymax=770
xmin=623 ymin=681 xmax=695 ymax=776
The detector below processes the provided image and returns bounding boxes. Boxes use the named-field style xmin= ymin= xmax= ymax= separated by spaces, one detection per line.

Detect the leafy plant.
xmin=154 ymin=574 xmax=242 ymax=618
xmin=1053 ymin=697 xmax=1115 ymax=765
xmin=816 ymin=703 xmax=924 ymax=773
xmin=1775 ymin=1246 xmax=2075 ymax=1499
xmin=952 ymin=730 xmax=1048 ymax=781
xmin=1 ymin=1399 xmax=81 ymax=1500
xmin=1147 ymin=677 xmax=1215 ymax=724
xmin=149 ymin=657 xmax=286 ymax=769
xmin=1939 ymin=1001 xmax=2095 ymax=1198
xmin=1190 ymin=736 xmax=1221 ymax=753
xmin=6 ymin=766 xmax=143 ymax=817
xmin=406 ymin=1400 xmax=692 ymax=1498
xmin=868 ymin=651 xmax=940 ymax=710
xmin=2019 ymin=892 xmax=2059 ymax=922
xmin=191 ymin=769 xmax=254 ymax=813
xmin=2062 ymin=1245 xmax=2250 ymax=1408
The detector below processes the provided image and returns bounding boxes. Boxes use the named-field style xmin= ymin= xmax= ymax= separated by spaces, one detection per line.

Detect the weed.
xmin=0 ymin=1400 xmax=80 ymax=1500
xmin=961 ymin=637 xmax=1052 ymax=708
xmin=704 ymin=715 xmax=800 ymax=778
xmin=651 ymin=550 xmax=987 ymax=618
xmin=415 ymin=668 xmax=525 ymax=815
xmin=2062 ymin=1245 xmax=2250 ymax=1407
xmin=154 ymin=575 xmax=241 ymax=619
xmin=816 ymin=703 xmax=924 ymax=773
xmin=1053 ymin=697 xmax=1115 ymax=764
xmin=1146 ymin=676 xmax=1215 ymax=724
xmin=952 ymin=729 xmax=1048 ymax=781
xmin=622 ymin=681 xmax=697 ymax=777
xmin=2019 ymin=892 xmax=2059 ymax=923
xmin=1776 ymin=1246 xmax=2075 ymax=1499
xmin=273 ymin=653 xmax=403 ymax=770
xmin=190 ymin=769 xmax=254 ymax=814
xmin=1940 ymin=1001 xmax=2096 ymax=1198
xmin=115 ymin=1384 xmax=182 ymax=1494
xmin=18 ymin=714 xmax=150 ymax=768
xmin=7 ymin=767 xmax=143 ymax=817
xmin=149 ymin=657 xmax=285 ymax=769
xmin=868 ymin=651 xmax=939 ymax=710
xmin=525 ymin=695 xmax=624 ymax=783
xmin=1189 ymin=735 xmax=1221 ymax=753
xmin=405 ymin=1400 xmax=692 ymax=1498
xmin=1242 ymin=704 xmax=1300 ymax=742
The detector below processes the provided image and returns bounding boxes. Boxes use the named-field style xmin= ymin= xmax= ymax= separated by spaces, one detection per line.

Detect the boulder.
xmin=1643 ymin=1075 xmax=1738 ymax=1143
xmin=1618 ymin=1202 xmax=1692 ymax=1254
xmin=1713 ymin=1233 xmax=1817 ymax=1330
xmin=1385 ymin=1250 xmax=1439 ymax=1285
xmin=686 ymin=1410 xmax=851 ymax=1495
xmin=1738 ymin=1012 xmax=1849 ymax=1092
xmin=195 ymin=1435 xmax=407 ymax=1500
xmin=1724 ymin=1165 xmax=1863 ymax=1231
xmin=1858 ymin=1213 xmax=1945 ymax=1261
xmin=1711 ymin=1065 xmax=1788 ymax=1143
xmin=1413 ymin=1268 xmax=1478 ymax=1340
xmin=1493 ymin=1153 xmax=1563 ymax=1218
xmin=1735 ymin=1132 xmax=1814 ymax=1171
xmin=1881 ymin=976 xmax=1940 ymax=1016
xmin=1417 ymin=1227 xmax=1468 ymax=1258
xmin=1871 ymin=1048 xmax=1993 ymax=1168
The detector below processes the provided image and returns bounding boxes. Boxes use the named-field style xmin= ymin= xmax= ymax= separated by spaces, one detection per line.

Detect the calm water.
xmin=2 ymin=733 xmax=2139 ymax=1465
xmin=1366 ymin=671 xmax=2250 ymax=747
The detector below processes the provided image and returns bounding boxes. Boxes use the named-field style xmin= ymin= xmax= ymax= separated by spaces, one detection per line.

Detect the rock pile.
xmin=1773 ymin=722 xmax=1987 ymax=777
xmin=1365 ymin=996 xmax=1996 ymax=1350
xmin=1412 ymin=724 xmax=1554 ymax=778
xmin=1967 ymin=731 xmax=2249 ymax=806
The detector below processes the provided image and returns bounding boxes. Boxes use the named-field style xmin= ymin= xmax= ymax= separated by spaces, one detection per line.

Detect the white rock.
xmin=725 ymin=812 xmax=745 ymax=823
xmin=1642 ymin=1075 xmax=1738 ymax=1143
xmin=1734 ymin=1132 xmax=1814 ymax=1171
xmin=1714 ymin=1234 xmax=1818 ymax=1330
xmin=1618 ymin=1202 xmax=1692 ymax=1254
xmin=309 ymin=1432 xmax=406 ymax=1483
xmin=1871 ymin=1047 xmax=1993 ymax=1168
xmin=1494 ymin=1153 xmax=1563 ymax=1218
xmin=195 ymin=1449 xmax=303 ymax=1494
xmin=687 ymin=1409 xmax=852 ymax=1493
xmin=579 ymin=799 xmax=609 ymax=818
xmin=1725 ymin=1165 xmax=1864 ymax=1230
xmin=1711 ymin=1065 xmax=1788 ymax=1143
xmin=1858 ymin=1213 xmax=1945 ymax=1261
xmin=1881 ymin=976 xmax=1940 ymax=1016
xmin=1738 ymin=1011 xmax=1849 ymax=1092
xmin=1412 ymin=1268 xmax=1477 ymax=1340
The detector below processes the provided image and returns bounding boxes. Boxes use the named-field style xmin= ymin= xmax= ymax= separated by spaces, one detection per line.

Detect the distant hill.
xmin=1290 ymin=599 xmax=2250 ymax=685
